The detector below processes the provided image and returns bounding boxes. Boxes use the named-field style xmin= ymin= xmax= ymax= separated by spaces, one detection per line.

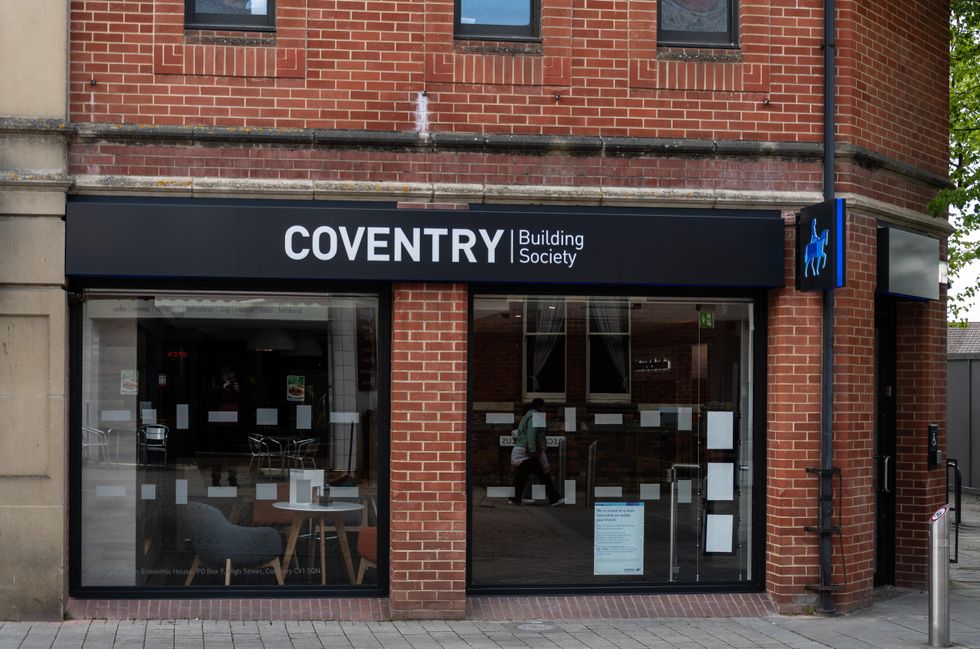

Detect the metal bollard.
xmin=929 ymin=504 xmax=950 ymax=648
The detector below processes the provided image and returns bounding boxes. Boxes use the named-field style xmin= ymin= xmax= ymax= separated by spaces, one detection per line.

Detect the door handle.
xmin=882 ymin=455 xmax=891 ymax=494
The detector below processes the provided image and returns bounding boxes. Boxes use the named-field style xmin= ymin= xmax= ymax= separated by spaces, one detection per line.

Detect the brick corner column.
xmin=389 ymin=283 xmax=468 ymax=620
xmin=894 ymin=295 xmax=947 ymax=588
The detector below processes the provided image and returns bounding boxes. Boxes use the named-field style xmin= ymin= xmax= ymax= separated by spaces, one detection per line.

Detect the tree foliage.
xmin=934 ymin=0 xmax=980 ymax=321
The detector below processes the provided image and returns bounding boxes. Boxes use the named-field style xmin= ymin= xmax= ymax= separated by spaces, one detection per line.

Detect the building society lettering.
xmin=285 ymin=226 xmax=585 ymax=268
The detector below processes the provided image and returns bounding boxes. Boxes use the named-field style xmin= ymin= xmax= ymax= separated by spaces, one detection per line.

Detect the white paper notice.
xmin=486 ymin=412 xmax=515 ymax=425
xmin=707 ymin=463 xmax=735 ymax=501
xmin=677 ymin=479 xmax=692 ymax=504
xmin=176 ymin=404 xmax=189 ymax=430
xmin=706 ymin=514 xmax=734 ymax=552
xmin=594 ymin=502 xmax=645 ymax=575
xmin=256 ymin=408 xmax=278 ymax=426
xmin=531 ymin=411 xmax=546 ymax=427
xmin=677 ymin=407 xmax=693 ymax=431
xmin=208 ymin=410 xmax=238 ymax=423
xmin=175 ymin=479 xmax=188 ymax=505
xmin=296 ymin=405 xmax=312 ymax=430
xmin=487 ymin=486 xmax=515 ymax=498
xmin=141 ymin=409 xmax=157 ymax=425
xmin=595 ymin=413 xmax=623 ymax=426
xmin=564 ymin=407 xmax=576 ymax=432
xmin=640 ymin=483 xmax=661 ymax=500
xmin=640 ymin=410 xmax=661 ymax=427
xmin=707 ymin=411 xmax=735 ymax=449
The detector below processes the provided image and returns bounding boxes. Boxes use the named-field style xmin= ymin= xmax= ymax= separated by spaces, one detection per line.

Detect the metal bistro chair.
xmin=248 ymin=434 xmax=284 ymax=475
xmin=81 ymin=426 xmax=110 ymax=463
xmin=285 ymin=438 xmax=319 ymax=469
xmin=138 ymin=424 xmax=169 ymax=467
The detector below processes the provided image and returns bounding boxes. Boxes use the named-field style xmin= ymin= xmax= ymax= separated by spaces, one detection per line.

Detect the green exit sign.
xmin=699 ymin=311 xmax=715 ymax=329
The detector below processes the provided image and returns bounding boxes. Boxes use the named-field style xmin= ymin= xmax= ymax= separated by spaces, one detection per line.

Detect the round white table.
xmin=273 ymin=501 xmax=364 ymax=585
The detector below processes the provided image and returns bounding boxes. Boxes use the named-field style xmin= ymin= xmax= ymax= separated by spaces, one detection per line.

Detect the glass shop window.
xmin=471 ymin=294 xmax=757 ymax=589
xmin=77 ymin=292 xmax=380 ymax=591
xmin=657 ymin=0 xmax=738 ymax=48
xmin=185 ymin=0 xmax=276 ymax=31
xmin=455 ymin=0 xmax=539 ymax=40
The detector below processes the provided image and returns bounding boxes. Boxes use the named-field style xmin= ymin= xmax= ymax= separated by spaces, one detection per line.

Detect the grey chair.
xmin=183 ymin=501 xmax=284 ymax=586
xmin=138 ymin=424 xmax=169 ymax=466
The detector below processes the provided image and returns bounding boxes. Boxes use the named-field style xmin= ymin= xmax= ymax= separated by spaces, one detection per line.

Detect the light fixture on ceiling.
xmin=246 ymin=329 xmax=295 ymax=352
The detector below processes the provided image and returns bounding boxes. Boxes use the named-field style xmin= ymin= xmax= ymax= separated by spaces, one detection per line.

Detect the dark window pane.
xmin=525 ymin=299 xmax=565 ymax=334
xmin=590 ymin=335 xmax=630 ymax=394
xmin=526 ymin=334 xmax=565 ymax=394
xmin=589 ymin=299 xmax=629 ymax=334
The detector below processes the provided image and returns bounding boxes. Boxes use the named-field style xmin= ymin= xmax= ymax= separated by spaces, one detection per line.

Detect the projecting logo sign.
xmin=797 ymin=198 xmax=846 ymax=291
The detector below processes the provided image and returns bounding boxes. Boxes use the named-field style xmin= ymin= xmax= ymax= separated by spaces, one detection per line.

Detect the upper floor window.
xmin=658 ymin=0 xmax=737 ymax=48
xmin=185 ymin=0 xmax=276 ymax=31
xmin=455 ymin=0 xmax=540 ymax=41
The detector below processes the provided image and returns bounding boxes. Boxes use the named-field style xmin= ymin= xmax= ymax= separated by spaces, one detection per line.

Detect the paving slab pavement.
xmin=2 ymin=494 xmax=977 ymax=649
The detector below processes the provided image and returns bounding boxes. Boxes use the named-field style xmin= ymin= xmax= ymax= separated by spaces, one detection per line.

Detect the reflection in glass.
xmin=471 ymin=295 xmax=755 ymax=588
xmin=194 ymin=0 xmax=268 ymax=16
xmin=660 ymin=0 xmax=729 ymax=33
xmin=459 ymin=0 xmax=531 ymax=26
xmin=78 ymin=293 xmax=379 ymax=590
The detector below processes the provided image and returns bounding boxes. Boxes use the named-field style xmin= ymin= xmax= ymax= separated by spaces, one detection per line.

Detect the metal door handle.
xmin=883 ymin=455 xmax=891 ymax=494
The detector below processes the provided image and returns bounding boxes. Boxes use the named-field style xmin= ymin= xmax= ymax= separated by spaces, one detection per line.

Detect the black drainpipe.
xmin=819 ymin=0 xmax=837 ymax=615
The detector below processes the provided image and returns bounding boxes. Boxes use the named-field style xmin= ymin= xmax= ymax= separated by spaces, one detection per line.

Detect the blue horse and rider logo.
xmin=803 ymin=218 xmax=829 ymax=278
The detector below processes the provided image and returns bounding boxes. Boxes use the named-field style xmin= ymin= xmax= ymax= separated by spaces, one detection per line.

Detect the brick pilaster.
xmin=389 ymin=283 xmax=468 ymax=619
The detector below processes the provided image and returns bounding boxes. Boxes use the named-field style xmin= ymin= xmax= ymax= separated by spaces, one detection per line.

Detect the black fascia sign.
xmin=797 ymin=198 xmax=845 ymax=291
xmin=66 ymin=197 xmax=785 ymax=288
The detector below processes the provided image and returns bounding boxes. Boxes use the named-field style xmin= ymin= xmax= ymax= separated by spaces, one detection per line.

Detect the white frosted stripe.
xmin=487 ymin=486 xmax=515 ymax=498
xmin=531 ymin=484 xmax=546 ymax=500
xmin=256 ymin=483 xmax=278 ymax=500
xmin=595 ymin=413 xmax=623 ymax=425
xmin=640 ymin=410 xmax=661 ymax=427
xmin=175 ymin=479 xmax=188 ymax=505
xmin=678 ymin=407 xmax=693 ymax=431
xmin=141 ymin=409 xmax=157 ymax=425
xmin=176 ymin=404 xmax=189 ymax=430
xmin=296 ymin=405 xmax=312 ymax=430
xmin=256 ymin=408 xmax=278 ymax=426
xmin=595 ymin=486 xmax=622 ymax=498
xmin=677 ymin=479 xmax=692 ymax=504
xmin=208 ymin=410 xmax=238 ymax=423
xmin=640 ymin=483 xmax=661 ymax=500
xmin=531 ymin=412 xmax=545 ymax=427
xmin=564 ymin=407 xmax=576 ymax=432
xmin=498 ymin=435 xmax=516 ymax=447
xmin=329 ymin=486 xmax=359 ymax=498
xmin=330 ymin=411 xmax=359 ymax=424
xmin=486 ymin=412 xmax=515 ymax=425
xmin=207 ymin=486 xmax=238 ymax=498
xmin=563 ymin=480 xmax=577 ymax=504
xmin=141 ymin=484 xmax=156 ymax=500
xmin=96 ymin=485 xmax=126 ymax=497
xmin=101 ymin=410 xmax=132 ymax=422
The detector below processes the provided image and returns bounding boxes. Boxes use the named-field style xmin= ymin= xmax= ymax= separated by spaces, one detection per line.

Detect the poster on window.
xmin=286 ymin=375 xmax=305 ymax=402
xmin=593 ymin=502 xmax=644 ymax=575
xmin=120 ymin=370 xmax=138 ymax=395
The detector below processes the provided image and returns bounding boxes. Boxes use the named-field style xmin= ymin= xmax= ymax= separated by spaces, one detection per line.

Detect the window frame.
xmin=184 ymin=0 xmax=276 ymax=32
xmin=657 ymin=0 xmax=738 ymax=49
xmin=453 ymin=0 xmax=541 ymax=42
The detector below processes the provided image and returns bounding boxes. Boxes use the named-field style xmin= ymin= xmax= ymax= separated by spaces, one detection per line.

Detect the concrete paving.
xmin=2 ymin=493 xmax=978 ymax=649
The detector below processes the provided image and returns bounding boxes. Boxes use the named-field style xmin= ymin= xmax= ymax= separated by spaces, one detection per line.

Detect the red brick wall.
xmin=836 ymin=0 xmax=950 ymax=179
xmin=894 ymin=296 xmax=948 ymax=587
xmin=390 ymin=283 xmax=468 ymax=618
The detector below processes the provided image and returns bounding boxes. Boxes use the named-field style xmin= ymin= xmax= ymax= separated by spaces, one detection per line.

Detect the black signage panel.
xmin=796 ymin=198 xmax=845 ymax=291
xmin=66 ymin=197 xmax=785 ymax=288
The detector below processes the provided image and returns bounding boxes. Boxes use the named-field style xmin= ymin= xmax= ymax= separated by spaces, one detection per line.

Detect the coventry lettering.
xmin=285 ymin=225 xmax=505 ymax=263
